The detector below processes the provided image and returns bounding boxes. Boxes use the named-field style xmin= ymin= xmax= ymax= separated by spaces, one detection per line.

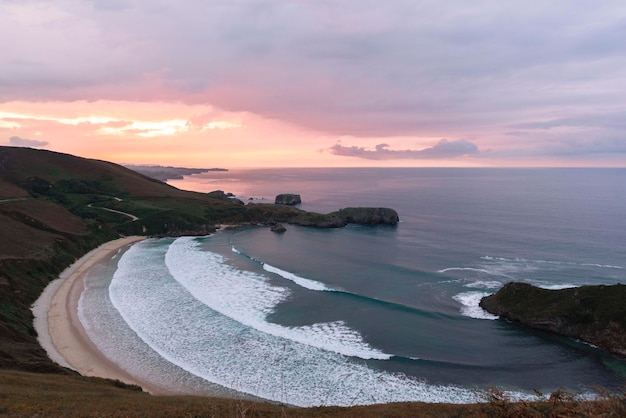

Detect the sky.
xmin=1 ymin=0 xmax=626 ymax=168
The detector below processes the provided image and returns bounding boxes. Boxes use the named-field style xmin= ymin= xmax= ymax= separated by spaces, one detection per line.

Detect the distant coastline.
xmin=125 ymin=165 xmax=228 ymax=181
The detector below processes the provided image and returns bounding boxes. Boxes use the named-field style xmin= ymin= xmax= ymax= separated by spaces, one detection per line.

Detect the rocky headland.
xmin=245 ymin=203 xmax=399 ymax=228
xmin=480 ymin=282 xmax=626 ymax=359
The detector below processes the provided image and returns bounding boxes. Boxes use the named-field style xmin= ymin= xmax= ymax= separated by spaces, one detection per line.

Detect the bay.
xmin=80 ymin=168 xmax=626 ymax=406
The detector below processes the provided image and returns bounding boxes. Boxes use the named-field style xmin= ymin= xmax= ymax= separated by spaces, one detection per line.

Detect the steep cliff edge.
xmin=334 ymin=207 xmax=399 ymax=225
xmin=275 ymin=194 xmax=301 ymax=205
xmin=245 ymin=203 xmax=399 ymax=228
xmin=480 ymin=282 xmax=626 ymax=359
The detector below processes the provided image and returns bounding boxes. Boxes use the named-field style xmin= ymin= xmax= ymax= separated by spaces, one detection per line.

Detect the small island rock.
xmin=207 ymin=190 xmax=244 ymax=205
xmin=270 ymin=223 xmax=287 ymax=233
xmin=335 ymin=207 xmax=399 ymax=225
xmin=275 ymin=194 xmax=302 ymax=205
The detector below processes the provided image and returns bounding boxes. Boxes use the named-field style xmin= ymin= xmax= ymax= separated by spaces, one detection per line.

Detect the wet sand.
xmin=32 ymin=236 xmax=269 ymax=401
xmin=31 ymin=236 xmax=174 ymax=394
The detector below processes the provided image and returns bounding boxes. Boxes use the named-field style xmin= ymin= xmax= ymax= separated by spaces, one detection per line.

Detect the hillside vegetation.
xmin=0 ymin=146 xmax=623 ymax=417
xmin=0 ymin=147 xmax=249 ymax=372
xmin=480 ymin=282 xmax=626 ymax=359
xmin=0 ymin=147 xmax=398 ymax=370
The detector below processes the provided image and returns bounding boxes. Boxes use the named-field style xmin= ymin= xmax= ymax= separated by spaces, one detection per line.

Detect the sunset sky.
xmin=1 ymin=1 xmax=625 ymax=168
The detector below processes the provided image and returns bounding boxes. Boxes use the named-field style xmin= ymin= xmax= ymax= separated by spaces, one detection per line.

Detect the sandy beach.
xmin=31 ymin=236 xmax=173 ymax=394
xmin=32 ymin=235 xmax=269 ymax=401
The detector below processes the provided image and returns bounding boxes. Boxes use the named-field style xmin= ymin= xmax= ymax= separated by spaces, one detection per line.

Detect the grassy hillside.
xmin=0 ymin=146 xmax=251 ymax=372
xmin=0 ymin=146 xmax=623 ymax=416
xmin=480 ymin=282 xmax=626 ymax=359
xmin=1 ymin=370 xmax=623 ymax=417
xmin=0 ymin=146 xmax=400 ymax=373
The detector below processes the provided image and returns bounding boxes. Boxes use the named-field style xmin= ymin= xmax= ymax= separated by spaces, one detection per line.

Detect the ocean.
xmin=79 ymin=168 xmax=626 ymax=407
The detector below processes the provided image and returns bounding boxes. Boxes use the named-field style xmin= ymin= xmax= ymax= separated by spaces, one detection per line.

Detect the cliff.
xmin=245 ymin=203 xmax=399 ymax=228
xmin=334 ymin=207 xmax=399 ymax=225
xmin=480 ymin=282 xmax=626 ymax=359
xmin=275 ymin=194 xmax=301 ymax=205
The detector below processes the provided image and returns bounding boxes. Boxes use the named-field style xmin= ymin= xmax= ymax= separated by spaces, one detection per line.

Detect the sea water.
xmin=79 ymin=168 xmax=626 ymax=406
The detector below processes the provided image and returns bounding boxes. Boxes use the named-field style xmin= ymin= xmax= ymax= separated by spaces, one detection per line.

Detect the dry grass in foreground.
xmin=1 ymin=370 xmax=625 ymax=417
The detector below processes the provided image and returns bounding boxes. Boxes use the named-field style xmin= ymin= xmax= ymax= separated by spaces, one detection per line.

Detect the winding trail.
xmin=88 ymin=197 xmax=139 ymax=221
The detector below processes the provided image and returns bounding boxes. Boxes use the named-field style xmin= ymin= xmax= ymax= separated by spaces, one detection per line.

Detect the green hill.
xmin=0 ymin=146 xmax=251 ymax=372
xmin=0 ymin=146 xmax=398 ymax=372
xmin=2 ymin=146 xmax=618 ymax=416
xmin=480 ymin=282 xmax=626 ymax=359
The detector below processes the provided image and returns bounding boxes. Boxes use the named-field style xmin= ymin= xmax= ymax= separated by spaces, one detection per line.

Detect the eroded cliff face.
xmin=275 ymin=194 xmax=302 ymax=205
xmin=480 ymin=282 xmax=626 ymax=359
xmin=245 ymin=203 xmax=399 ymax=228
xmin=335 ymin=207 xmax=399 ymax=225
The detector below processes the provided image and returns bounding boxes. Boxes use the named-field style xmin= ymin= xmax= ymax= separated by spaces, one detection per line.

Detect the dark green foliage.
xmin=481 ymin=282 xmax=626 ymax=359
xmin=481 ymin=282 xmax=626 ymax=328
xmin=333 ymin=207 xmax=399 ymax=225
xmin=0 ymin=147 xmax=404 ymax=392
xmin=56 ymin=178 xmax=108 ymax=195
xmin=21 ymin=177 xmax=58 ymax=199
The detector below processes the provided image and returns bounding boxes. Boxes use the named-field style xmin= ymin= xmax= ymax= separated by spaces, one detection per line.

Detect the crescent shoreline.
xmin=32 ymin=236 xmax=176 ymax=395
xmin=31 ymin=235 xmax=280 ymax=403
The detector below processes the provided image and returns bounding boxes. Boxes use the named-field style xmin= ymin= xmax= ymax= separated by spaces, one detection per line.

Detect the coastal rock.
xmin=275 ymin=194 xmax=301 ymax=205
xmin=334 ymin=207 xmax=399 ymax=225
xmin=207 ymin=190 xmax=244 ymax=205
xmin=270 ymin=223 xmax=287 ymax=233
xmin=230 ymin=197 xmax=245 ymax=205
xmin=207 ymin=190 xmax=233 ymax=199
xmin=291 ymin=212 xmax=346 ymax=228
xmin=480 ymin=282 xmax=626 ymax=359
xmin=243 ymin=204 xmax=399 ymax=228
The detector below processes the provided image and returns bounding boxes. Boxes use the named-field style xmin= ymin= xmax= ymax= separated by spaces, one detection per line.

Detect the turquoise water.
xmin=80 ymin=168 xmax=626 ymax=406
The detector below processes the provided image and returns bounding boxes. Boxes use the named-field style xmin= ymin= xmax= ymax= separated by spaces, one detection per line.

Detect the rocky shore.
xmin=480 ymin=282 xmax=626 ymax=359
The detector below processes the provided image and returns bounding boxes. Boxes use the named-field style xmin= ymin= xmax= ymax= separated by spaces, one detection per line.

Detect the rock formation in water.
xmin=275 ymin=194 xmax=301 ymax=205
xmin=207 ymin=190 xmax=244 ymax=205
xmin=244 ymin=203 xmax=399 ymax=228
xmin=334 ymin=207 xmax=400 ymax=225
xmin=480 ymin=282 xmax=626 ymax=359
xmin=270 ymin=223 xmax=287 ymax=233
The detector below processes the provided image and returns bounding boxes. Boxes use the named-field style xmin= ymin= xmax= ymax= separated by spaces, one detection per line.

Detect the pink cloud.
xmin=2 ymin=1 xmax=626 ymax=165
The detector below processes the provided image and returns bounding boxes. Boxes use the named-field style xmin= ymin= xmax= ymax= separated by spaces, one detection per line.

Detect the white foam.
xmin=438 ymin=267 xmax=494 ymax=274
xmin=535 ymin=283 xmax=579 ymax=290
xmin=108 ymin=238 xmax=492 ymax=406
xmin=438 ymin=266 xmax=513 ymax=278
xmin=464 ymin=280 xmax=502 ymax=289
xmin=263 ymin=263 xmax=331 ymax=291
xmin=452 ymin=292 xmax=499 ymax=320
xmin=581 ymin=263 xmax=623 ymax=270
xmin=165 ymin=236 xmax=389 ymax=360
xmin=482 ymin=256 xmax=623 ymax=270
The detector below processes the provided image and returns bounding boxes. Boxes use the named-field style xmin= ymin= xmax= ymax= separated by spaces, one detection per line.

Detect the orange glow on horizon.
xmin=1 ymin=100 xmax=624 ymax=169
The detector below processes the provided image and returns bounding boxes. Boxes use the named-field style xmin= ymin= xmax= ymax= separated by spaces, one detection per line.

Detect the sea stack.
xmin=270 ymin=223 xmax=287 ymax=233
xmin=275 ymin=194 xmax=302 ymax=205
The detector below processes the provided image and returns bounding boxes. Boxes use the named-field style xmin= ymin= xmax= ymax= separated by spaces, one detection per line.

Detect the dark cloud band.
xmin=328 ymin=139 xmax=479 ymax=160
